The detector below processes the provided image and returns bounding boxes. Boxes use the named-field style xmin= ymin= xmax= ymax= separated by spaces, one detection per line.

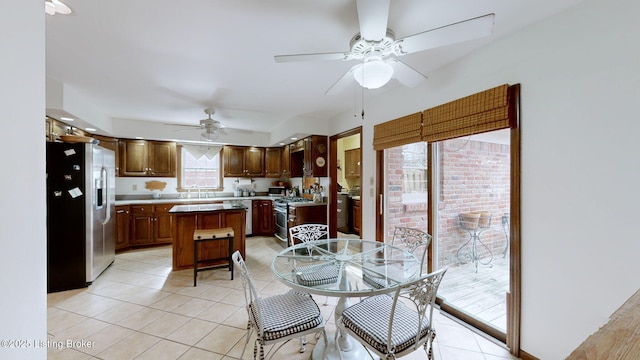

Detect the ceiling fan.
xmin=167 ymin=108 xmax=251 ymax=141
xmin=274 ymin=0 xmax=495 ymax=94
xmin=45 ymin=0 xmax=72 ymax=15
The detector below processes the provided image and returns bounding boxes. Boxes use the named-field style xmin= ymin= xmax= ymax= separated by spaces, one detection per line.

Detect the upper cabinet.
xmin=290 ymin=135 xmax=327 ymax=178
xmin=344 ymin=148 xmax=361 ymax=178
xmin=119 ymin=139 xmax=176 ymax=177
xmin=224 ymin=145 xmax=265 ymax=177
xmin=264 ymin=147 xmax=282 ymax=178
xmin=281 ymin=144 xmax=290 ymax=177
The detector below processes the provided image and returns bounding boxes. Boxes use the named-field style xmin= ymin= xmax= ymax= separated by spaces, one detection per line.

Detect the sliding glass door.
xmin=433 ymin=130 xmax=510 ymax=335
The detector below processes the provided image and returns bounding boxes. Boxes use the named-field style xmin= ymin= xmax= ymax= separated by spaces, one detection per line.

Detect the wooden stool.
xmin=193 ymin=227 xmax=234 ymax=286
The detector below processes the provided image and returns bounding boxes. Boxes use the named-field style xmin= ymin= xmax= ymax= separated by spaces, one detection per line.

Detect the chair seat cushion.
xmin=362 ymin=270 xmax=388 ymax=289
xmin=341 ymin=294 xmax=430 ymax=355
xmin=249 ymin=290 xmax=323 ymax=342
xmin=294 ymin=263 xmax=339 ymax=286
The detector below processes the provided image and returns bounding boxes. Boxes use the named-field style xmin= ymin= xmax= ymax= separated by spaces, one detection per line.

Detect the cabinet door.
xmin=130 ymin=205 xmax=154 ymax=245
xmin=352 ymin=200 xmax=361 ymax=235
xmin=252 ymin=200 xmax=273 ymax=235
xmin=303 ymin=138 xmax=313 ymax=177
xmin=345 ymin=148 xmax=361 ymax=178
xmin=148 ymin=141 xmax=176 ymax=177
xmin=120 ymin=140 xmax=149 ymax=176
xmin=264 ymin=147 xmax=282 ymax=178
xmin=115 ymin=206 xmax=130 ymax=250
xmin=245 ymin=147 xmax=265 ymax=177
xmin=281 ymin=144 xmax=290 ymax=177
xmin=224 ymin=145 xmax=246 ymax=177
xmin=154 ymin=204 xmax=175 ymax=244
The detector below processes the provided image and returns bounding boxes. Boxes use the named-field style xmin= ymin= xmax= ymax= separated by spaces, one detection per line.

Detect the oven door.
xmin=274 ymin=206 xmax=288 ymax=242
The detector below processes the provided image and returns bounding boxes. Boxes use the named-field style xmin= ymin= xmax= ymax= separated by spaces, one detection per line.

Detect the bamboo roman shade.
xmin=422 ymin=84 xmax=511 ymax=143
xmin=372 ymin=112 xmax=422 ymax=150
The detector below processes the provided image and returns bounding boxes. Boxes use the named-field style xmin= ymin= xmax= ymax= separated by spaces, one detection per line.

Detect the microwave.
xmin=268 ymin=186 xmax=286 ymax=197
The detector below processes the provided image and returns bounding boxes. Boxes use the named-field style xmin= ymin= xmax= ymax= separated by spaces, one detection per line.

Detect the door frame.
xmin=373 ymin=84 xmax=521 ymax=356
xmin=329 ymin=127 xmax=362 ymax=239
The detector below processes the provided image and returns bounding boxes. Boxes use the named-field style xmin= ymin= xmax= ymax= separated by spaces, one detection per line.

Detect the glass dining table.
xmin=271 ymin=238 xmax=421 ymax=360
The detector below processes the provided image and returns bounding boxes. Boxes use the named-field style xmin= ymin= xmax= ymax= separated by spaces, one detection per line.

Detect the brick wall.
xmin=436 ymin=139 xmax=510 ymax=267
xmin=384 ymin=139 xmax=510 ymax=267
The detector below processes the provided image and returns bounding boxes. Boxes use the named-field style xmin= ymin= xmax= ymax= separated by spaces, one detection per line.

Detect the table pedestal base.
xmin=312 ymin=330 xmax=368 ymax=360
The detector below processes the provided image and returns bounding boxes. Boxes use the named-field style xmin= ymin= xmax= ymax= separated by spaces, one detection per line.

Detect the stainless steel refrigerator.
xmin=46 ymin=142 xmax=116 ymax=293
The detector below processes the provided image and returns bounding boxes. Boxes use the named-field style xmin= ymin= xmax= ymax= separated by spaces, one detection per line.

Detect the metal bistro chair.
xmin=363 ymin=227 xmax=432 ymax=289
xmin=232 ymin=251 xmax=328 ymax=360
xmin=339 ymin=267 xmax=448 ymax=360
xmin=288 ymin=224 xmax=338 ymax=287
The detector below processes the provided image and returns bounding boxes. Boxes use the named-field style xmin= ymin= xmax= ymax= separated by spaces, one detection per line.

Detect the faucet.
xmin=194 ymin=185 xmax=202 ymax=199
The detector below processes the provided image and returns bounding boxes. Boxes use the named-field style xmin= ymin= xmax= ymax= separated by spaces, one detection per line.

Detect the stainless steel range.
xmin=273 ymin=197 xmax=311 ymax=243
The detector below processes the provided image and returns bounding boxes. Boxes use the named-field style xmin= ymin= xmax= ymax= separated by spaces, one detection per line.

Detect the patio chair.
xmin=338 ymin=267 xmax=448 ymax=360
xmin=232 ymin=251 xmax=328 ymax=360
xmin=363 ymin=227 xmax=432 ymax=289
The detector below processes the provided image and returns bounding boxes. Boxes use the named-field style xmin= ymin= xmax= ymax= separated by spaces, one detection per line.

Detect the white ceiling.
xmin=45 ymin=0 xmax=583 ymax=145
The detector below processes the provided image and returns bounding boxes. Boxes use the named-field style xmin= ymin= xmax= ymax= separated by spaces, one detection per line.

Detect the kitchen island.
xmin=170 ymin=203 xmax=246 ymax=271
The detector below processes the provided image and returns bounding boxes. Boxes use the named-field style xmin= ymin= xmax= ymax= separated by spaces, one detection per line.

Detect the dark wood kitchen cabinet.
xmin=223 ymin=145 xmax=265 ymax=177
xmin=252 ymin=200 xmax=274 ymax=235
xmin=129 ymin=204 xmax=174 ymax=246
xmin=115 ymin=205 xmax=130 ymax=251
xmin=264 ymin=147 xmax=282 ymax=178
xmin=119 ymin=139 xmax=176 ymax=177
xmin=290 ymin=135 xmax=328 ymax=178
xmin=281 ymin=143 xmax=290 ymax=177
xmin=352 ymin=199 xmax=361 ymax=235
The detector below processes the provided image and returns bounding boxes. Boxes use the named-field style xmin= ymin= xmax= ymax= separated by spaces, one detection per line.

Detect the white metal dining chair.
xmin=232 ymin=251 xmax=328 ymax=360
xmin=338 ymin=267 xmax=447 ymax=360
xmin=289 ymin=223 xmax=338 ymax=308
xmin=363 ymin=226 xmax=432 ymax=289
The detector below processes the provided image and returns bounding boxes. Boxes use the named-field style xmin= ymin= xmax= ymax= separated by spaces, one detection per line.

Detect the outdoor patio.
xmin=437 ymin=253 xmax=510 ymax=331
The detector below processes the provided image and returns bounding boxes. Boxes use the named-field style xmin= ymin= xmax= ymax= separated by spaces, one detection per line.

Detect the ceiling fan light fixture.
xmin=201 ymin=132 xmax=219 ymax=141
xmin=353 ymin=57 xmax=394 ymax=89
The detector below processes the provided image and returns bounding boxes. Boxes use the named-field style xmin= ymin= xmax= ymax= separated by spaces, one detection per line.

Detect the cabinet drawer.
xmin=130 ymin=205 xmax=153 ymax=215
xmin=155 ymin=204 xmax=175 ymax=213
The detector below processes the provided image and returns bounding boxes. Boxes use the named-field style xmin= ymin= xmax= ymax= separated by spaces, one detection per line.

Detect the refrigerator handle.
xmin=101 ymin=166 xmax=112 ymax=225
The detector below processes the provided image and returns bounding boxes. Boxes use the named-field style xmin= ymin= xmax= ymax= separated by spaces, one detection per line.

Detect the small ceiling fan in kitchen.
xmin=274 ymin=0 xmax=495 ymax=94
xmin=167 ymin=108 xmax=251 ymax=141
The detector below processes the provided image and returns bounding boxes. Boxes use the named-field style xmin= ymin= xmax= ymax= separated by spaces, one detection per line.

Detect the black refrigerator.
xmin=46 ymin=142 xmax=116 ymax=293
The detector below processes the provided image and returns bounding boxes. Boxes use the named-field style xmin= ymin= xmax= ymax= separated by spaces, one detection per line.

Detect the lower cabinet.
xmin=252 ymin=200 xmax=274 ymax=235
xmin=115 ymin=205 xmax=130 ymax=251
xmin=129 ymin=204 xmax=175 ymax=246
xmin=352 ymin=199 xmax=361 ymax=235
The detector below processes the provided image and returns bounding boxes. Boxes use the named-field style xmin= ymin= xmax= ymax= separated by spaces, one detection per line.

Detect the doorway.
xmin=329 ymin=127 xmax=362 ymax=239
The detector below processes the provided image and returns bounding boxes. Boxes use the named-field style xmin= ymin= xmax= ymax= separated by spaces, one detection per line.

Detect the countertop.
xmin=115 ymin=196 xmax=275 ymax=206
xmin=169 ymin=203 xmax=248 ymax=213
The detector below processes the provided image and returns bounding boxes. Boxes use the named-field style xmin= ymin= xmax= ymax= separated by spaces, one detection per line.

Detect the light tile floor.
xmin=47 ymin=236 xmax=519 ymax=360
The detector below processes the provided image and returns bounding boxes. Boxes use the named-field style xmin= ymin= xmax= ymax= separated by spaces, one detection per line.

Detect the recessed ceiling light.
xmin=135 ymin=136 xmax=144 ymax=139
xmin=290 ymin=137 xmax=298 ymax=141
xmin=60 ymin=117 xmax=74 ymax=121
xmin=85 ymin=128 xmax=96 ymax=132
xmin=279 ymin=142 xmax=286 ymax=146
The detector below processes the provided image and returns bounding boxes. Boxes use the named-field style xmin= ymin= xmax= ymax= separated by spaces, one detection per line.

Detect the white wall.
xmin=327 ymin=0 xmax=640 ymax=358
xmin=0 ymin=1 xmax=47 ymax=359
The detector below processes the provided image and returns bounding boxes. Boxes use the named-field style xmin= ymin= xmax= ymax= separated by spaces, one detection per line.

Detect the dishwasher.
xmin=223 ymin=199 xmax=252 ymax=235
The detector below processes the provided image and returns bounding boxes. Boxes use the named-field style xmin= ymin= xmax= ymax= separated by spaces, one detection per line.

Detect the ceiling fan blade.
xmin=222 ymin=127 xmax=253 ymax=135
xmin=45 ymin=2 xmax=56 ymax=15
xmin=274 ymin=52 xmax=349 ymax=63
xmin=52 ymin=0 xmax=72 ymax=15
xmin=356 ymin=0 xmax=390 ymax=41
xmin=395 ymin=13 xmax=495 ymax=55
xmin=325 ymin=66 xmax=358 ymax=95
xmin=387 ymin=58 xmax=427 ymax=88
